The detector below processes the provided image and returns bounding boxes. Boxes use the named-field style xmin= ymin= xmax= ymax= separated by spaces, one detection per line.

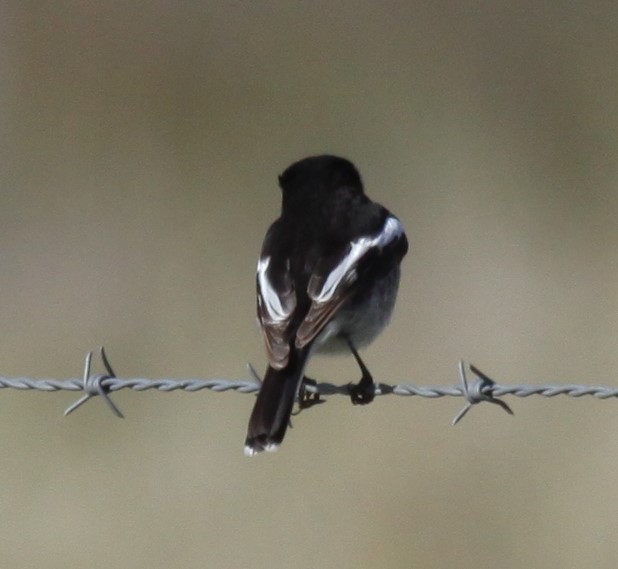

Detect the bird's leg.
xmin=347 ymin=339 xmax=375 ymax=405
xmin=292 ymin=376 xmax=324 ymax=415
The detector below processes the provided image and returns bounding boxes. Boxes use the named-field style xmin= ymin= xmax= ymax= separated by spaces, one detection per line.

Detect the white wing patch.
xmin=257 ymin=257 xmax=293 ymax=323
xmin=312 ymin=216 xmax=404 ymax=303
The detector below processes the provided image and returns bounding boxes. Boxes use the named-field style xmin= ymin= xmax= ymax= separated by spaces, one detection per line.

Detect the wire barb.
xmin=246 ymin=362 xmax=262 ymax=387
xmin=452 ymin=361 xmax=514 ymax=425
xmin=64 ymin=347 xmax=125 ymax=418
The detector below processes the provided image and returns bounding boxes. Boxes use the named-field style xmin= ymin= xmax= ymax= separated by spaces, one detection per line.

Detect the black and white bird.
xmin=244 ymin=155 xmax=408 ymax=456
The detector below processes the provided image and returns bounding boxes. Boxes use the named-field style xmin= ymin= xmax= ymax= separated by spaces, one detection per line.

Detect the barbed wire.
xmin=1 ymin=347 xmax=616 ymax=424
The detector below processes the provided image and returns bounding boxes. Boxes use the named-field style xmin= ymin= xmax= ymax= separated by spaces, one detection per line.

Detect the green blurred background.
xmin=2 ymin=2 xmax=618 ymax=568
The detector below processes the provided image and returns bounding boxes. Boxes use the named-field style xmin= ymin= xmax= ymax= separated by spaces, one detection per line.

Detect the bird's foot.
xmin=292 ymin=376 xmax=324 ymax=415
xmin=346 ymin=339 xmax=376 ymax=405
xmin=349 ymin=372 xmax=375 ymax=405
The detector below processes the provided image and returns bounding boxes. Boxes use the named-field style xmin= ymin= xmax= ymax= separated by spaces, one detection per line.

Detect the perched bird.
xmin=244 ymin=155 xmax=408 ymax=455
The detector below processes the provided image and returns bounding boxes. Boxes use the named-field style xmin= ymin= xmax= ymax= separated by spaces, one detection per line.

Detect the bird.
xmin=244 ymin=155 xmax=408 ymax=455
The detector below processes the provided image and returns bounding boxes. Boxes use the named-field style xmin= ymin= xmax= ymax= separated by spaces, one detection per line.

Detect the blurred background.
xmin=2 ymin=1 xmax=618 ymax=567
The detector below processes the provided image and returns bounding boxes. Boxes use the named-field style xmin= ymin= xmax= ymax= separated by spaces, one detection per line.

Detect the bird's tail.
xmin=244 ymin=353 xmax=308 ymax=456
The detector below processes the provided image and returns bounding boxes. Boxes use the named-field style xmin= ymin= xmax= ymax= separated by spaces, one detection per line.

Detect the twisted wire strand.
xmin=0 ymin=348 xmax=616 ymax=422
xmin=1 ymin=376 xmax=616 ymax=398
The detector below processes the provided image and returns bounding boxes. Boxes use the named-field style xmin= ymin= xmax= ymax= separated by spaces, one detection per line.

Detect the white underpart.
xmin=257 ymin=257 xmax=291 ymax=323
xmin=313 ymin=216 xmax=404 ymax=303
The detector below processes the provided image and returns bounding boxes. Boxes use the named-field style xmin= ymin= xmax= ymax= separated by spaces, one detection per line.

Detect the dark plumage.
xmin=245 ymin=155 xmax=408 ymax=455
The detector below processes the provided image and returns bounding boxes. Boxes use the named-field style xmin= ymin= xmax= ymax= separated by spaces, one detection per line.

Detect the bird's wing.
xmin=295 ymin=216 xmax=407 ymax=349
xmin=256 ymin=254 xmax=297 ymax=370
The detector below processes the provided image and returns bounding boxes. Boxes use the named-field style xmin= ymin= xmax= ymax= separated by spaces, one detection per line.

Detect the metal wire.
xmin=1 ymin=347 xmax=616 ymax=423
